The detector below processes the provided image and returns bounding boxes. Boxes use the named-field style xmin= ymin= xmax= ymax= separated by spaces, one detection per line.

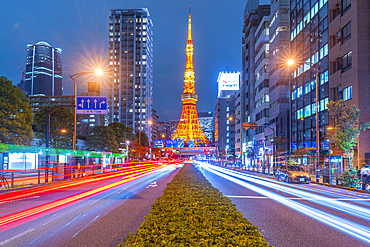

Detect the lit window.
xmin=343 ymin=86 xmax=352 ymax=101
xmin=297 ymin=86 xmax=303 ymax=98
xmin=320 ymin=70 xmax=328 ymax=85
xmin=342 ymin=51 xmax=352 ymax=72
xmin=297 ymin=109 xmax=304 ymax=119
xmin=312 ymin=103 xmax=316 ymax=114
xmin=304 ymin=105 xmax=311 ymax=117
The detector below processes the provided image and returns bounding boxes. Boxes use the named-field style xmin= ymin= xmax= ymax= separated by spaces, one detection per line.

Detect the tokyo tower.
xmin=171 ymin=6 xmax=209 ymax=145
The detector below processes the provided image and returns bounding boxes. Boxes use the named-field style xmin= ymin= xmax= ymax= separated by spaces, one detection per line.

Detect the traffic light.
xmin=165 ymin=148 xmax=170 ymax=153
xmin=204 ymin=148 xmax=209 ymax=155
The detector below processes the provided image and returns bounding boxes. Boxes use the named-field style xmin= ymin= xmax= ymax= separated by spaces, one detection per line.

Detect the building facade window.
xmin=343 ymin=86 xmax=352 ymax=101
xmin=342 ymin=0 xmax=351 ymax=14
xmin=342 ymin=51 xmax=352 ymax=72
xmin=342 ymin=22 xmax=351 ymax=43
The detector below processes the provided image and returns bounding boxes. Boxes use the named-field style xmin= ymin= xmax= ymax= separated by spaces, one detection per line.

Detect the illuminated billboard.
xmin=217 ymin=72 xmax=240 ymax=97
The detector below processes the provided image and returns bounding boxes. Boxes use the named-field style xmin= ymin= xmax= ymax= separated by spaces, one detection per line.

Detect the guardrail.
xmin=0 ymin=160 xmax=177 ymax=190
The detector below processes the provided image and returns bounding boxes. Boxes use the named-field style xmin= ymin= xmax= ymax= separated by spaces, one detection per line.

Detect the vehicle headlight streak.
xmin=198 ymin=162 xmax=370 ymax=221
xmin=197 ymin=162 xmax=370 ymax=244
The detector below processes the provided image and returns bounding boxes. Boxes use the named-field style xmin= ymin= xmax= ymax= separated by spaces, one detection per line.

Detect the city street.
xmin=196 ymin=161 xmax=370 ymax=247
xmin=0 ymin=164 xmax=180 ymax=247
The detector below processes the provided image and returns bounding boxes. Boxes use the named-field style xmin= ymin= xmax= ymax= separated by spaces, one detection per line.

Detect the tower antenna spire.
xmin=188 ymin=5 xmax=192 ymax=41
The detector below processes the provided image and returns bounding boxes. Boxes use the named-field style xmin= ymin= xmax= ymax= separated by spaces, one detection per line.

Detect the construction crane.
xmin=15 ymin=60 xmax=25 ymax=81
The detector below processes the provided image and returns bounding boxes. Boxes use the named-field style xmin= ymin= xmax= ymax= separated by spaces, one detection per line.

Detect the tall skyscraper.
xmin=171 ymin=7 xmax=209 ymax=145
xmin=109 ymin=9 xmax=154 ymax=142
xmin=237 ymin=1 xmax=270 ymax=164
xmin=24 ymin=41 xmax=62 ymax=96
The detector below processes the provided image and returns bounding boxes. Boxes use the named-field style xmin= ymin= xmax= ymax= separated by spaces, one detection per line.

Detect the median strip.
xmin=121 ymin=163 xmax=270 ymax=246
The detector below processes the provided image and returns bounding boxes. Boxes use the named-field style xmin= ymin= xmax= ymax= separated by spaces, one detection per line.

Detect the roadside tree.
xmin=33 ymin=105 xmax=73 ymax=149
xmin=85 ymin=126 xmax=119 ymax=153
xmin=327 ymin=100 xmax=370 ymax=168
xmin=0 ymin=76 xmax=33 ymax=145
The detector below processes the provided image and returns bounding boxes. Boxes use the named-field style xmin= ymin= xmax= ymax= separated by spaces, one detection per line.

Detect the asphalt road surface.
xmin=195 ymin=161 xmax=370 ymax=247
xmin=0 ymin=163 xmax=180 ymax=247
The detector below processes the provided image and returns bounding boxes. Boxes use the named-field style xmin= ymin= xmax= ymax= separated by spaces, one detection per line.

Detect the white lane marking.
xmin=226 ymin=195 xmax=370 ymax=201
xmin=66 ymin=215 xmax=81 ymax=226
xmin=146 ymin=181 xmax=157 ymax=188
xmin=0 ymin=228 xmax=35 ymax=246
xmin=0 ymin=196 xmax=41 ymax=205
xmin=72 ymin=215 xmax=99 ymax=238
xmin=226 ymin=195 xmax=269 ymax=199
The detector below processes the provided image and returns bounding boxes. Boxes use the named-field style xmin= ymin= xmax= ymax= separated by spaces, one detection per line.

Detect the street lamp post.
xmin=288 ymin=59 xmax=322 ymax=182
xmin=137 ymin=120 xmax=152 ymax=161
xmin=229 ymin=116 xmax=244 ymax=168
xmin=126 ymin=140 xmax=130 ymax=162
xmin=69 ymin=69 xmax=103 ymax=151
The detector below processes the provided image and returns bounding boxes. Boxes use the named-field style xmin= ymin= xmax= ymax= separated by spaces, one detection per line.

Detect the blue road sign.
xmin=76 ymin=96 xmax=108 ymax=114
xmin=166 ymin=140 xmax=174 ymax=148
xmin=154 ymin=140 xmax=164 ymax=148
xmin=188 ymin=140 xmax=194 ymax=148
xmin=175 ymin=140 xmax=184 ymax=148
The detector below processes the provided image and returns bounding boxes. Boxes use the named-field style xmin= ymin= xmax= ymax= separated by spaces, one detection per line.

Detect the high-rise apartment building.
xmin=23 ymin=41 xmax=62 ymax=96
xmin=215 ymin=95 xmax=236 ymax=158
xmin=158 ymin=122 xmax=171 ymax=140
xmin=237 ymin=1 xmax=270 ymax=165
xmin=109 ymin=9 xmax=154 ymax=143
xmin=198 ymin=111 xmax=214 ymax=143
xmin=328 ymin=0 xmax=370 ymax=167
xmin=254 ymin=14 xmax=271 ymax=156
xmin=268 ymin=0 xmax=290 ymax=148
xmin=151 ymin=108 xmax=159 ymax=143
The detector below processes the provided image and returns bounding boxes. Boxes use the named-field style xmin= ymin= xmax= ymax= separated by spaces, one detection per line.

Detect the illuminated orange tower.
xmin=171 ymin=6 xmax=209 ymax=145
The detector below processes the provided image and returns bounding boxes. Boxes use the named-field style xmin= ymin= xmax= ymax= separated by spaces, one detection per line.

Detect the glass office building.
xmin=289 ymin=0 xmax=329 ymax=152
xmin=24 ymin=41 xmax=63 ymax=96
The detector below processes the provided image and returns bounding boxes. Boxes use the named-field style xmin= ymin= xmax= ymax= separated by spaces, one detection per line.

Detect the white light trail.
xmin=196 ymin=162 xmax=370 ymax=244
xmin=197 ymin=162 xmax=370 ymax=220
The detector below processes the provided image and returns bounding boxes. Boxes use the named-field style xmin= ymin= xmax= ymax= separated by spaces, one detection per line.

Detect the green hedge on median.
xmin=122 ymin=164 xmax=270 ymax=246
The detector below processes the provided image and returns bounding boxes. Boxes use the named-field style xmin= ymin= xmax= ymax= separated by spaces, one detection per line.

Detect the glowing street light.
xmin=60 ymin=129 xmax=67 ymax=133
xmin=287 ymin=59 xmax=295 ymax=66
xmin=95 ymin=69 xmax=103 ymax=76
xmin=69 ymin=70 xmax=104 ymax=152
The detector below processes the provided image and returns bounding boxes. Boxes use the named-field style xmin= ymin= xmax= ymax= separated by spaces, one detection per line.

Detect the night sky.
xmin=0 ymin=0 xmax=248 ymax=122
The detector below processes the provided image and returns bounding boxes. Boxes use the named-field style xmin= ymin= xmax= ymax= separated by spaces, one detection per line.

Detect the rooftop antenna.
xmin=15 ymin=60 xmax=25 ymax=81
